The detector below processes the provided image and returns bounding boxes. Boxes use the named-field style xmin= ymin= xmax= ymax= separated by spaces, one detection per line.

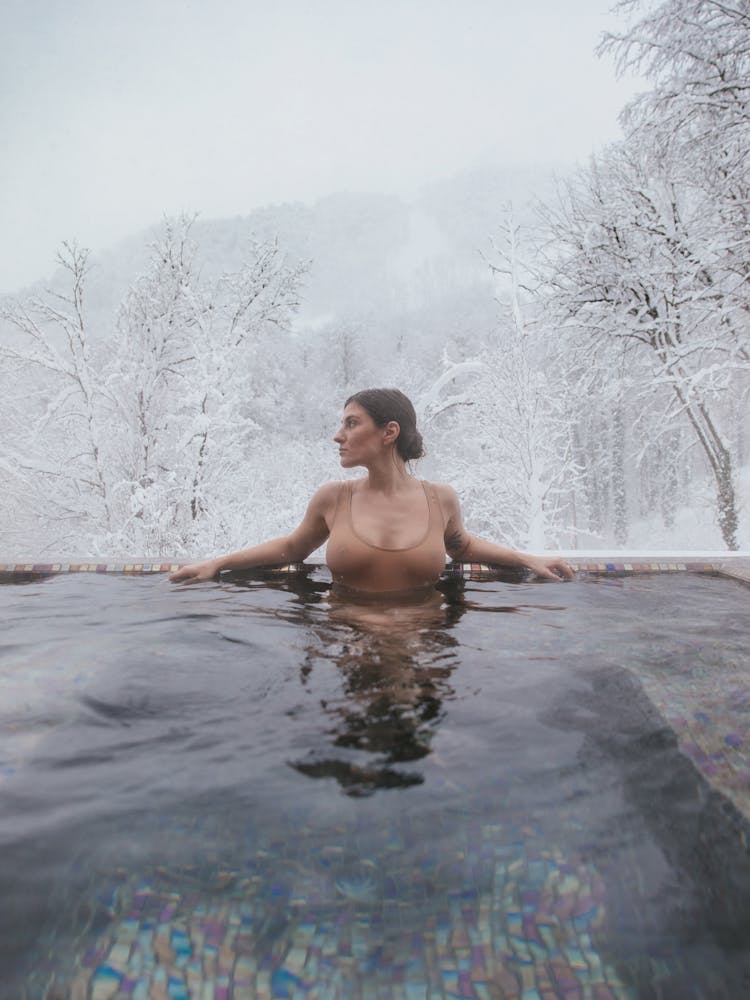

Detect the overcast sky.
xmin=0 ymin=0 xmax=644 ymax=293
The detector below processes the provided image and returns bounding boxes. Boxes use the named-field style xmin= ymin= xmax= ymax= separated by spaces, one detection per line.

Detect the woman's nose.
xmin=333 ymin=428 xmax=344 ymax=443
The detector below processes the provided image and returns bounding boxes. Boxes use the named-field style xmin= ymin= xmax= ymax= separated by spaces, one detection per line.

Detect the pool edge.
xmin=1 ymin=556 xmax=749 ymax=585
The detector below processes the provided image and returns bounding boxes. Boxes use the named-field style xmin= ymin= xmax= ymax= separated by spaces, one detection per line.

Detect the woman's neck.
xmin=362 ymin=454 xmax=413 ymax=495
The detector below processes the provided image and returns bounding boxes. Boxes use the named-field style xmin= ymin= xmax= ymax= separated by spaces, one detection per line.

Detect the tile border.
xmin=1 ymin=557 xmax=749 ymax=585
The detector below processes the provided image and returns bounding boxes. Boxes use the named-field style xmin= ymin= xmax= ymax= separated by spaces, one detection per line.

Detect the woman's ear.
xmin=383 ymin=420 xmax=400 ymax=446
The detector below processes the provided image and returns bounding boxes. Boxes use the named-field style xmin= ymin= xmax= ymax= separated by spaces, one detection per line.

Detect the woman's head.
xmin=344 ymin=388 xmax=425 ymax=462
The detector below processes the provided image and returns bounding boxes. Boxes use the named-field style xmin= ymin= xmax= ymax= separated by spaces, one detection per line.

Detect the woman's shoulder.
xmin=309 ymin=478 xmax=359 ymax=507
xmin=423 ymin=480 xmax=460 ymax=504
xmin=311 ymin=480 xmax=345 ymax=501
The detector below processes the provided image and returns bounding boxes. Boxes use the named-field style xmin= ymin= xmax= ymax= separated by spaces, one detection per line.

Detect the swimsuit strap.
xmin=329 ymin=480 xmax=349 ymax=530
xmin=423 ymin=480 xmax=447 ymax=530
xmin=345 ymin=479 xmax=356 ymax=533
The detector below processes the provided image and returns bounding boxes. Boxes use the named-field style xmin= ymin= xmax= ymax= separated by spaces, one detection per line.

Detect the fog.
xmin=1 ymin=0 xmax=643 ymax=293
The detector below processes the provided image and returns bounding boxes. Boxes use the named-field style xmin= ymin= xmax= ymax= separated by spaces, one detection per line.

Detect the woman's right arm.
xmin=169 ymin=482 xmax=340 ymax=584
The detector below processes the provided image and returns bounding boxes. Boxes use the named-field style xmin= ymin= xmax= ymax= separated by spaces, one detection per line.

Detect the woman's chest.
xmin=350 ymin=488 xmax=431 ymax=550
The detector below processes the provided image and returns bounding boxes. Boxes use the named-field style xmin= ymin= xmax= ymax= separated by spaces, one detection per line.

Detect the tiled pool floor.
xmin=34 ymin=822 xmax=633 ymax=1000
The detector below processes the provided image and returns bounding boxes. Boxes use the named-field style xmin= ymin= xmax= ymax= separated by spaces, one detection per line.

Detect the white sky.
xmin=0 ymin=0 xmax=644 ymax=293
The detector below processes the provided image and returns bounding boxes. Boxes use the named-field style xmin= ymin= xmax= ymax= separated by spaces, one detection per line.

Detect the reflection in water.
xmin=290 ymin=583 xmax=467 ymax=795
xmin=188 ymin=571 xmax=537 ymax=798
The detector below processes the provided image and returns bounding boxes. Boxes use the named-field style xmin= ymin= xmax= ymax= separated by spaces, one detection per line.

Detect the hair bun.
xmin=401 ymin=429 xmax=424 ymax=461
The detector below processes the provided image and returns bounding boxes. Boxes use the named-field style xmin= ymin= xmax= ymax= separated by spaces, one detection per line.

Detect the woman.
xmin=170 ymin=388 xmax=573 ymax=590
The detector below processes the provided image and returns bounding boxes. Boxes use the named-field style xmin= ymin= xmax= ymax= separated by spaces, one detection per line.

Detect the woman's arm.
xmin=436 ymin=483 xmax=573 ymax=581
xmin=169 ymin=482 xmax=339 ymax=584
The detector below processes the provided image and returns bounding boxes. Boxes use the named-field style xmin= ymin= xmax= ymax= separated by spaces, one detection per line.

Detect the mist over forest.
xmin=1 ymin=0 xmax=749 ymax=560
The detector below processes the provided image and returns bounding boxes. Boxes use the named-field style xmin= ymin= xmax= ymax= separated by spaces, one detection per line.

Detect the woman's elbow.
xmin=284 ymin=533 xmax=323 ymax=564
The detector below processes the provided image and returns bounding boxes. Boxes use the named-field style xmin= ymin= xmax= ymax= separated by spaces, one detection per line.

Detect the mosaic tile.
xmin=635 ymin=670 xmax=750 ymax=827
xmin=35 ymin=825 xmax=637 ymax=1000
xmin=1 ymin=557 xmax=749 ymax=582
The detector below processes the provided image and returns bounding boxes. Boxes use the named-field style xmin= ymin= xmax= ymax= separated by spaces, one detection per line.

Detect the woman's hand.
xmin=523 ymin=555 xmax=574 ymax=581
xmin=169 ymin=558 xmax=223 ymax=584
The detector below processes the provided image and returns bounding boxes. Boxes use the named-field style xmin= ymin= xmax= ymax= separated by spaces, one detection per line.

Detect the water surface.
xmin=1 ymin=571 xmax=749 ymax=997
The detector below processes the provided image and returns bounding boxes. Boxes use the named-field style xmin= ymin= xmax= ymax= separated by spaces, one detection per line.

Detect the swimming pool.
xmin=1 ymin=567 xmax=750 ymax=998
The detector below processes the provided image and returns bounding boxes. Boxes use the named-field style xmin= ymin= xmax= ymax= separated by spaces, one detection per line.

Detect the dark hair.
xmin=345 ymin=388 xmax=425 ymax=462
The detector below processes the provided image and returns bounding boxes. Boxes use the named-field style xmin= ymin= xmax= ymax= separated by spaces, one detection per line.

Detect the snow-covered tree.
xmin=592 ymin=0 xmax=750 ymax=546
xmin=0 ymin=219 xmax=307 ymax=557
xmin=540 ymin=135 xmax=746 ymax=549
xmin=0 ymin=243 xmax=116 ymax=552
xmin=111 ymin=216 xmax=307 ymax=554
xmin=421 ymin=210 xmax=582 ymax=549
xmin=106 ymin=217 xmax=205 ymax=553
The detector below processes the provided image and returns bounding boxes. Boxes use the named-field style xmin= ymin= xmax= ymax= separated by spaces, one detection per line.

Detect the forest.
xmin=1 ymin=0 xmax=748 ymax=559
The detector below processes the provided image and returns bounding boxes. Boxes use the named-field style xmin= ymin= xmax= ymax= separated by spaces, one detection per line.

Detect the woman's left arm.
xmin=436 ymin=484 xmax=573 ymax=581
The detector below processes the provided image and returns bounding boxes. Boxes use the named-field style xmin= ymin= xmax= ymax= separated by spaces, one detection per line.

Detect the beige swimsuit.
xmin=326 ymin=480 xmax=447 ymax=593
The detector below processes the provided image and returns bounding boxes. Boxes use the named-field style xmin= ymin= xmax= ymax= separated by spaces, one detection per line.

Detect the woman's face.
xmin=333 ymin=402 xmax=387 ymax=468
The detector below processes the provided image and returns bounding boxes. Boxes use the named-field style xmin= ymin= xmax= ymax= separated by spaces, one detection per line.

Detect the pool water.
xmin=1 ymin=571 xmax=750 ymax=998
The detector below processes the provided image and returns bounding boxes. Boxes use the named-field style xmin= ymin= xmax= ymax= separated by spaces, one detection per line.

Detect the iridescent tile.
xmin=91 ymin=965 xmax=123 ymax=1000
